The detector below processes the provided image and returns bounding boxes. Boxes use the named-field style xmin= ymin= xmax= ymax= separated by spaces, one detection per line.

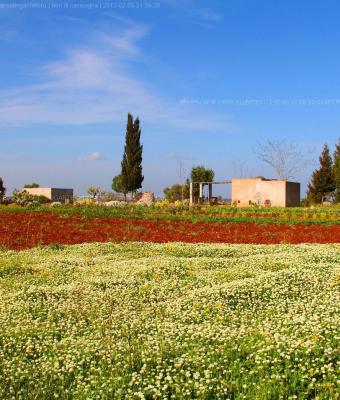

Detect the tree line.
xmin=0 ymin=111 xmax=339 ymax=206
xmin=163 ymin=140 xmax=340 ymax=204
xmin=307 ymin=141 xmax=340 ymax=203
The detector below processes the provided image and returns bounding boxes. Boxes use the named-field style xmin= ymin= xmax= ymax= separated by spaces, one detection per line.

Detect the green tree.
xmin=0 ymin=177 xmax=6 ymax=202
xmin=190 ymin=165 xmax=215 ymax=199
xmin=163 ymin=182 xmax=190 ymax=202
xmin=112 ymin=174 xmax=128 ymax=200
xmin=120 ymin=113 xmax=144 ymax=198
xmin=307 ymin=144 xmax=335 ymax=204
xmin=24 ymin=183 xmax=39 ymax=188
xmin=87 ymin=186 xmax=101 ymax=200
xmin=334 ymin=139 xmax=340 ymax=202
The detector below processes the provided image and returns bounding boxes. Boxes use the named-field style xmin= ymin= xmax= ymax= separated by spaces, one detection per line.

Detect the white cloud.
xmin=0 ymin=24 xmax=234 ymax=133
xmin=160 ymin=0 xmax=223 ymax=27
xmin=77 ymin=151 xmax=103 ymax=162
xmin=195 ymin=9 xmax=224 ymax=23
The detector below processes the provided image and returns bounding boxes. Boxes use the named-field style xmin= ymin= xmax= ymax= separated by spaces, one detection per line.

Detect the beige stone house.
xmin=23 ymin=188 xmax=74 ymax=204
xmin=231 ymin=178 xmax=300 ymax=207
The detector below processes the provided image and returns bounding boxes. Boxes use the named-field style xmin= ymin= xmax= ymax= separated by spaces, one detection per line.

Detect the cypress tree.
xmin=120 ymin=113 xmax=144 ymax=197
xmin=307 ymin=144 xmax=335 ymax=204
xmin=0 ymin=177 xmax=6 ymax=202
xmin=334 ymin=139 xmax=340 ymax=202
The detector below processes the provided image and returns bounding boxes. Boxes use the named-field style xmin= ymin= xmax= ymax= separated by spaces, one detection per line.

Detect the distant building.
xmin=231 ymin=178 xmax=300 ymax=207
xmin=23 ymin=188 xmax=73 ymax=204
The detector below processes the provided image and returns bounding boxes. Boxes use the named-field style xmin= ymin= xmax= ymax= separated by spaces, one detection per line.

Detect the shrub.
xmin=100 ymin=192 xmax=118 ymax=202
xmin=87 ymin=186 xmax=102 ymax=200
xmin=25 ymin=200 xmax=41 ymax=209
xmin=12 ymin=190 xmax=49 ymax=207
xmin=154 ymin=199 xmax=171 ymax=209
xmin=103 ymin=201 xmax=129 ymax=208
xmin=74 ymin=198 xmax=98 ymax=207
xmin=163 ymin=183 xmax=190 ymax=202
xmin=50 ymin=202 xmax=62 ymax=208
xmin=154 ymin=199 xmax=190 ymax=212
xmin=300 ymin=197 xmax=311 ymax=207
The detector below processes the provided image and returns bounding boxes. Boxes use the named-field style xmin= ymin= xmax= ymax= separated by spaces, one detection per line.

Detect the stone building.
xmin=231 ymin=178 xmax=300 ymax=207
xmin=23 ymin=188 xmax=74 ymax=204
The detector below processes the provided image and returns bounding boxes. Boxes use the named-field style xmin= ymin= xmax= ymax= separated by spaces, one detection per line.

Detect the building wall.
xmin=231 ymin=178 xmax=300 ymax=207
xmin=51 ymin=188 xmax=73 ymax=204
xmin=285 ymin=182 xmax=300 ymax=207
xmin=24 ymin=188 xmax=73 ymax=203
xmin=24 ymin=188 xmax=52 ymax=199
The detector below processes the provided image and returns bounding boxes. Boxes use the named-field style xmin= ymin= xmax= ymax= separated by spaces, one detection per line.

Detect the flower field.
xmin=0 ymin=242 xmax=339 ymax=399
xmin=0 ymin=210 xmax=340 ymax=250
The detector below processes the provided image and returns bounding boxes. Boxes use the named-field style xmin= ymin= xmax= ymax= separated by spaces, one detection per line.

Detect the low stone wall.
xmin=136 ymin=192 xmax=155 ymax=206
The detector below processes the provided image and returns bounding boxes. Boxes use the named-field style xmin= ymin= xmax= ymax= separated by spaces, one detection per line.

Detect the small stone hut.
xmin=24 ymin=188 xmax=74 ymax=204
xmin=231 ymin=178 xmax=300 ymax=207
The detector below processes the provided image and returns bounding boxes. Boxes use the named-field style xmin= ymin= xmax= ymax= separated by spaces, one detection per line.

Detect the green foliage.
xmin=191 ymin=165 xmax=215 ymax=183
xmin=12 ymin=189 xmax=50 ymax=207
xmin=163 ymin=182 xmax=190 ymax=202
xmin=300 ymin=197 xmax=311 ymax=207
xmin=120 ymin=113 xmax=144 ymax=196
xmin=87 ymin=186 xmax=101 ymax=200
xmin=100 ymin=191 xmax=118 ymax=202
xmin=24 ymin=183 xmax=40 ymax=188
xmin=112 ymin=174 xmax=128 ymax=196
xmin=190 ymin=165 xmax=215 ymax=199
xmin=307 ymin=144 xmax=335 ymax=204
xmin=0 ymin=177 xmax=6 ymax=202
xmin=1 ymin=202 xmax=340 ymax=225
xmin=334 ymin=139 xmax=340 ymax=202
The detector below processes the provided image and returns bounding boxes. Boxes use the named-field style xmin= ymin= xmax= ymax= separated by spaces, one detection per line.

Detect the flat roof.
xmin=24 ymin=187 xmax=73 ymax=190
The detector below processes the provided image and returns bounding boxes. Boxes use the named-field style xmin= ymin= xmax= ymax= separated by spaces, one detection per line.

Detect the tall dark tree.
xmin=0 ymin=177 xmax=6 ymax=202
xmin=120 ymin=113 xmax=144 ymax=197
xmin=307 ymin=144 xmax=335 ymax=204
xmin=334 ymin=139 xmax=340 ymax=202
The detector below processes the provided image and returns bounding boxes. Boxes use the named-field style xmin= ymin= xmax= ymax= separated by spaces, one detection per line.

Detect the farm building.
xmin=231 ymin=178 xmax=300 ymax=207
xmin=23 ymin=188 xmax=74 ymax=204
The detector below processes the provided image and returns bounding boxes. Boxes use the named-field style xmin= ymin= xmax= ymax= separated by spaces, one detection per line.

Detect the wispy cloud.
xmin=195 ymin=9 xmax=223 ymax=23
xmin=0 ymin=25 xmax=154 ymax=123
xmin=161 ymin=0 xmax=223 ymax=27
xmin=0 ymin=23 xmax=233 ymax=133
xmin=77 ymin=151 xmax=103 ymax=162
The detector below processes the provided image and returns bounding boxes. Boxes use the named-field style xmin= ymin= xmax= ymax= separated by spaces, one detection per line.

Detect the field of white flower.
xmin=0 ymin=242 xmax=339 ymax=399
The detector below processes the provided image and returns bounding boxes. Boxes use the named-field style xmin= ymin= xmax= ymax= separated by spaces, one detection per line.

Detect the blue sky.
xmin=1 ymin=0 xmax=340 ymax=196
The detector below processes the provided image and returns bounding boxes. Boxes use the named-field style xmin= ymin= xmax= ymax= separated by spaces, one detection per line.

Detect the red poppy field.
xmin=1 ymin=210 xmax=339 ymax=250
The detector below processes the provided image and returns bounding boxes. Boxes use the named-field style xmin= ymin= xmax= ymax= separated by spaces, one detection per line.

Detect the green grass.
xmin=0 ymin=242 xmax=339 ymax=399
xmin=1 ymin=203 xmax=340 ymax=225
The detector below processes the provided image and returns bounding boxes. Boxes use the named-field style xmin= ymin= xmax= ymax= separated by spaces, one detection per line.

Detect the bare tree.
xmin=254 ymin=139 xmax=312 ymax=180
xmin=232 ymin=159 xmax=253 ymax=178
xmin=176 ymin=160 xmax=188 ymax=201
